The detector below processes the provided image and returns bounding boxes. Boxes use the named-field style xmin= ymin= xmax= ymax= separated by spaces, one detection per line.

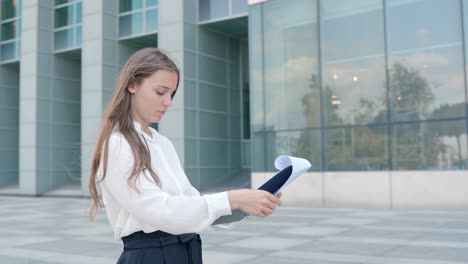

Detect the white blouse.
xmin=98 ymin=122 xmax=232 ymax=239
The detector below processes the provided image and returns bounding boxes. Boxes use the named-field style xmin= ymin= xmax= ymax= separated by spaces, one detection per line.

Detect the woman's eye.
xmin=156 ymin=91 xmax=165 ymax=96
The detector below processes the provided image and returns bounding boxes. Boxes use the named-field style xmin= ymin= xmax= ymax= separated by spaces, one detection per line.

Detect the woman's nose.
xmin=164 ymin=97 xmax=172 ymax=106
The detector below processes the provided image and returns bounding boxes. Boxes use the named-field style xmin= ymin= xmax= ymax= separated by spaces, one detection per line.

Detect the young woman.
xmin=88 ymin=48 xmax=282 ymax=264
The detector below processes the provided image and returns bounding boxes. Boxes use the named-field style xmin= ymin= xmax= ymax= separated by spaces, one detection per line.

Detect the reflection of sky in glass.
xmin=263 ymin=0 xmax=318 ymax=131
xmin=389 ymin=47 xmax=465 ymax=115
xmin=387 ymin=0 xmax=465 ymax=120
xmin=321 ymin=0 xmax=385 ymax=126
xmin=323 ymin=57 xmax=386 ymax=125
xmin=386 ymin=0 xmax=461 ymax=52
xmin=321 ymin=0 xmax=384 ymax=61
xmin=249 ymin=5 xmax=265 ymax=132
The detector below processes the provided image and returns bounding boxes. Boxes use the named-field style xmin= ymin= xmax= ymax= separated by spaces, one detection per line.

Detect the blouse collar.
xmin=133 ymin=120 xmax=157 ymax=142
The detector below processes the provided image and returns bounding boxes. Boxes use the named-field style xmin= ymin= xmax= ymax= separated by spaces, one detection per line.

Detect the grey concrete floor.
xmin=1 ymin=196 xmax=468 ymax=264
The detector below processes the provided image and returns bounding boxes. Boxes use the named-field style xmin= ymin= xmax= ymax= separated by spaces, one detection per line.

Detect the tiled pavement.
xmin=1 ymin=196 xmax=468 ymax=263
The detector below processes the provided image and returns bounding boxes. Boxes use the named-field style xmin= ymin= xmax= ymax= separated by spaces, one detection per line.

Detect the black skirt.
xmin=117 ymin=230 xmax=203 ymax=264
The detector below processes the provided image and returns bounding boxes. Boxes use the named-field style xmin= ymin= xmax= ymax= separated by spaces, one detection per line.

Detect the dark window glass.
xmin=1 ymin=21 xmax=16 ymax=41
xmin=120 ymin=0 xmax=143 ymax=13
xmin=55 ymin=5 xmax=74 ymax=28
xmin=55 ymin=0 xmax=72 ymax=5
xmin=1 ymin=0 xmax=18 ymax=20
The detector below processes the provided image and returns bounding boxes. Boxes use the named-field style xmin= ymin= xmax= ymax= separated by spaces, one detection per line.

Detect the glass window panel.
xmin=325 ymin=126 xmax=388 ymax=171
xmin=386 ymin=0 xmax=465 ymax=122
xmin=199 ymin=83 xmax=227 ymax=112
xmin=76 ymin=2 xmax=82 ymax=24
xmin=120 ymin=0 xmax=143 ymax=13
xmin=321 ymin=0 xmax=386 ymax=126
xmin=290 ymin=130 xmax=322 ymax=171
xmin=119 ymin=12 xmax=143 ymax=37
xmin=55 ymin=0 xmax=72 ymax=5
xmin=0 ymin=42 xmax=17 ymax=61
xmin=146 ymin=0 xmax=157 ymax=7
xmin=199 ymin=0 xmax=229 ymax=21
xmin=263 ymin=0 xmax=319 ymax=131
xmin=388 ymin=48 xmax=465 ymax=121
xmin=265 ymin=131 xmax=290 ymax=171
xmin=55 ymin=5 xmax=74 ymax=28
xmin=198 ymin=55 xmax=227 ymax=85
xmin=241 ymin=40 xmax=250 ymax=139
xmin=387 ymin=0 xmax=461 ymax=52
xmin=1 ymin=21 xmax=16 ymax=41
xmin=199 ymin=112 xmax=228 ymax=139
xmin=16 ymin=18 xmax=21 ymax=37
xmin=232 ymin=0 xmax=248 ymax=15
xmin=145 ymin=9 xmax=157 ymax=32
xmin=252 ymin=133 xmax=266 ymax=171
xmin=260 ymin=130 xmax=322 ymax=171
xmin=75 ymin=25 xmax=81 ymax=47
xmin=249 ymin=5 xmax=264 ymax=132
xmin=242 ymin=86 xmax=250 ymax=139
xmin=1 ymin=0 xmax=18 ymax=20
xmin=242 ymin=141 xmax=251 ymax=168
xmin=392 ymin=120 xmax=468 ymax=170
xmin=54 ymin=28 xmax=73 ymax=50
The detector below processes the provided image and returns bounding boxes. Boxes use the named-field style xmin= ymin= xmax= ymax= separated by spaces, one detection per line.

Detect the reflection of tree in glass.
xmin=291 ymin=74 xmax=324 ymax=170
xmin=354 ymin=98 xmax=379 ymax=124
xmin=292 ymin=63 xmax=465 ymax=171
xmin=387 ymin=63 xmax=465 ymax=170
xmin=387 ymin=62 xmax=437 ymax=169
xmin=388 ymin=62 xmax=435 ymax=121
xmin=431 ymin=103 xmax=467 ymax=169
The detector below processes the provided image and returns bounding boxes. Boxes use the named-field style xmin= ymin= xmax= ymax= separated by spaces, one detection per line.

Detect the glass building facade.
xmin=250 ymin=0 xmax=468 ymax=173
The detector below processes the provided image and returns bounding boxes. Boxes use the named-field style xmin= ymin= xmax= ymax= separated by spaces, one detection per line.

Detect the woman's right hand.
xmin=227 ymin=189 xmax=282 ymax=218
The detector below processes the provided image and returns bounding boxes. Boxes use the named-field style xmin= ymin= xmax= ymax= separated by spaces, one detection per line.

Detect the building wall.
xmin=18 ymin=1 xmax=82 ymax=194
xmin=50 ymin=55 xmax=81 ymax=188
xmin=0 ymin=64 xmax=19 ymax=186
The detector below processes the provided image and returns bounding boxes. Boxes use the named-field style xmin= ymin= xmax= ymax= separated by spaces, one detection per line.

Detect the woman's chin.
xmin=151 ymin=116 xmax=162 ymax=123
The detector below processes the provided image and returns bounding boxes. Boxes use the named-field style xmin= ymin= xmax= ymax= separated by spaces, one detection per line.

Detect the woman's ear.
xmin=128 ymin=82 xmax=136 ymax=94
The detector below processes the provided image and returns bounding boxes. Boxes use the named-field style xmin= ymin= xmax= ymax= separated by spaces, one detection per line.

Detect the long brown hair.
xmin=89 ymin=48 xmax=180 ymax=220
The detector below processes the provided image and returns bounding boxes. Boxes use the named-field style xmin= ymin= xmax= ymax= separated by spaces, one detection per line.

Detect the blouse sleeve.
xmin=101 ymin=133 xmax=232 ymax=235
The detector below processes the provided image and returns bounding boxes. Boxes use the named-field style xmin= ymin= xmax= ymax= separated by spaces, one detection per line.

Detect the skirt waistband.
xmin=122 ymin=231 xmax=198 ymax=250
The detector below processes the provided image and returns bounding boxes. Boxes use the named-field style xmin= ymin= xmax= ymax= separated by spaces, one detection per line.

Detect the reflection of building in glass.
xmin=0 ymin=0 xmax=467 ymax=209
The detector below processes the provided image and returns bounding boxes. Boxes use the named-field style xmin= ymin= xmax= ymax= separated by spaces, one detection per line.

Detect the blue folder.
xmin=211 ymin=165 xmax=293 ymax=225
